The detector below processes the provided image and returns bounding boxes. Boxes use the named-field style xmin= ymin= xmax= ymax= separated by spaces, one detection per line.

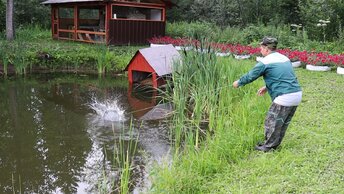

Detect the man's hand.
xmin=257 ymin=86 xmax=267 ymax=96
xmin=233 ymin=80 xmax=239 ymax=88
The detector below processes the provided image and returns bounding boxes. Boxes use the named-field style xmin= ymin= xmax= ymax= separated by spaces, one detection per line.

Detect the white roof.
xmin=138 ymin=44 xmax=181 ymax=76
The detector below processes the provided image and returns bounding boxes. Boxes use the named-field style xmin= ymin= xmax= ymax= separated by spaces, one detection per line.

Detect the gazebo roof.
xmin=42 ymin=0 xmax=174 ymax=5
xmin=42 ymin=0 xmax=101 ymax=4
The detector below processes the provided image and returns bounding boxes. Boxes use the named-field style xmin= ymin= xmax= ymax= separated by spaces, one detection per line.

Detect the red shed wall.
xmin=108 ymin=20 xmax=165 ymax=45
xmin=128 ymin=53 xmax=154 ymax=72
xmin=127 ymin=53 xmax=157 ymax=86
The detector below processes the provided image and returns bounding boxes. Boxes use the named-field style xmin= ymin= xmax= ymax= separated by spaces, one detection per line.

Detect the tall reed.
xmin=11 ymin=173 xmax=22 ymax=194
xmin=0 ymin=42 xmax=9 ymax=77
xmin=13 ymin=43 xmax=28 ymax=75
xmin=96 ymin=45 xmax=115 ymax=75
xmin=153 ymin=44 xmax=270 ymax=193
xmin=117 ymin=121 xmax=139 ymax=194
xmin=0 ymin=42 xmax=28 ymax=76
xmin=98 ymin=120 xmax=139 ymax=193
xmin=170 ymin=41 xmax=251 ymax=149
xmin=15 ymin=25 xmax=51 ymax=42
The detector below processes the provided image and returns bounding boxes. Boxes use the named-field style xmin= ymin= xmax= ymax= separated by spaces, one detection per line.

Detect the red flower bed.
xmin=148 ymin=36 xmax=344 ymax=67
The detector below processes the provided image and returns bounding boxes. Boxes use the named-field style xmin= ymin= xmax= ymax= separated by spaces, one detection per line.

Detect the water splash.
xmin=88 ymin=97 xmax=125 ymax=122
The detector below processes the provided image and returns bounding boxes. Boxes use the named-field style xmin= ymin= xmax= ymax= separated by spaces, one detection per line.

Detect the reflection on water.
xmin=0 ymin=74 xmax=171 ymax=193
xmin=127 ymin=85 xmax=173 ymax=121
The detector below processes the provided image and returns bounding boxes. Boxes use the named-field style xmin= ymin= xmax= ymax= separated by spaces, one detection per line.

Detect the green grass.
xmin=0 ymin=26 xmax=140 ymax=75
xmin=210 ymin=69 xmax=344 ymax=193
xmin=151 ymin=55 xmax=344 ymax=193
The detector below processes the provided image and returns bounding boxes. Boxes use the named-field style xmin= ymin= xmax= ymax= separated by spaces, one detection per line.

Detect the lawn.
xmin=210 ymin=69 xmax=344 ymax=193
xmin=151 ymin=58 xmax=344 ymax=193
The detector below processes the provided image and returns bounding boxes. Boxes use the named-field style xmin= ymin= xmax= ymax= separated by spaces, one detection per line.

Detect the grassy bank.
xmin=151 ymin=53 xmax=344 ymax=193
xmin=0 ymin=26 xmax=139 ymax=76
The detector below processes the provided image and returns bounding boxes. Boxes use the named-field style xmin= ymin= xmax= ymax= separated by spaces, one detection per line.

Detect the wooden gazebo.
xmin=42 ymin=0 xmax=173 ymax=45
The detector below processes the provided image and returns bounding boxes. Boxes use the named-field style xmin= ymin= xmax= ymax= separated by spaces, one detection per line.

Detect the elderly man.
xmin=233 ymin=37 xmax=302 ymax=152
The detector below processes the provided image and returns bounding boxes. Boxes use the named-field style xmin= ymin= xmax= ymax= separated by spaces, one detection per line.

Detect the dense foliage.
xmin=0 ymin=0 xmax=50 ymax=34
xmin=0 ymin=0 xmax=5 ymax=31
xmin=167 ymin=0 xmax=344 ymax=42
xmin=14 ymin=0 xmax=50 ymax=28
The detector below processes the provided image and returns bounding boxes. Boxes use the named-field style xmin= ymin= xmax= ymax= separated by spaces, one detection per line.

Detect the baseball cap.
xmin=260 ymin=37 xmax=278 ymax=48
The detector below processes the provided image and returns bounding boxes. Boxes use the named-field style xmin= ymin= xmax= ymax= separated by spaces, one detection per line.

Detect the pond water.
xmin=0 ymin=74 xmax=172 ymax=193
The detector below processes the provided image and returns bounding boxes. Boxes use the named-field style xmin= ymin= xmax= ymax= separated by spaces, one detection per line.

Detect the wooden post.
xmin=128 ymin=69 xmax=133 ymax=85
xmin=51 ymin=6 xmax=55 ymax=38
xmin=106 ymin=3 xmax=111 ymax=45
xmin=152 ymin=72 xmax=158 ymax=88
xmin=52 ymin=6 xmax=59 ymax=39
xmin=74 ymin=5 xmax=78 ymax=40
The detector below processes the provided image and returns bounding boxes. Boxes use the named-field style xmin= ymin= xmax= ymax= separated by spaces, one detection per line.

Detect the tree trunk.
xmin=6 ymin=0 xmax=14 ymax=41
xmin=256 ymin=0 xmax=260 ymax=22
xmin=236 ymin=0 xmax=243 ymax=25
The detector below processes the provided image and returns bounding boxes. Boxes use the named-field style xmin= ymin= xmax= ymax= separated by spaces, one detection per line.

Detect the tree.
xmin=1 ymin=0 xmax=50 ymax=38
xmin=0 ymin=0 xmax=5 ymax=31
xmin=6 ymin=0 xmax=14 ymax=41
xmin=167 ymin=0 xmax=194 ymax=22
xmin=299 ymin=0 xmax=335 ymax=40
xmin=15 ymin=0 xmax=50 ymax=28
xmin=189 ymin=0 xmax=241 ymax=27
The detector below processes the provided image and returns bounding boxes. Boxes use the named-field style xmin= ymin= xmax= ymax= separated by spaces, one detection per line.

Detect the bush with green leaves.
xmin=167 ymin=21 xmax=219 ymax=40
xmin=166 ymin=21 xmax=344 ymax=54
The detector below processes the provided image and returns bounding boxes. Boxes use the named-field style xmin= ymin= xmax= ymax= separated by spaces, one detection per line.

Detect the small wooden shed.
xmin=125 ymin=44 xmax=180 ymax=88
xmin=42 ymin=0 xmax=174 ymax=45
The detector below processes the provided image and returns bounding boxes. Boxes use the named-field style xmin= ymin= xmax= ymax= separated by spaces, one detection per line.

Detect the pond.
xmin=0 ymin=74 xmax=172 ymax=193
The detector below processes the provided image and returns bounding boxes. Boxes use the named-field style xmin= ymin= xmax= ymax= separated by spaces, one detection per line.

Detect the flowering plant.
xmin=148 ymin=36 xmax=175 ymax=44
xmin=305 ymin=52 xmax=331 ymax=66
xmin=148 ymin=36 xmax=195 ymax=47
xmin=148 ymin=36 xmax=344 ymax=67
